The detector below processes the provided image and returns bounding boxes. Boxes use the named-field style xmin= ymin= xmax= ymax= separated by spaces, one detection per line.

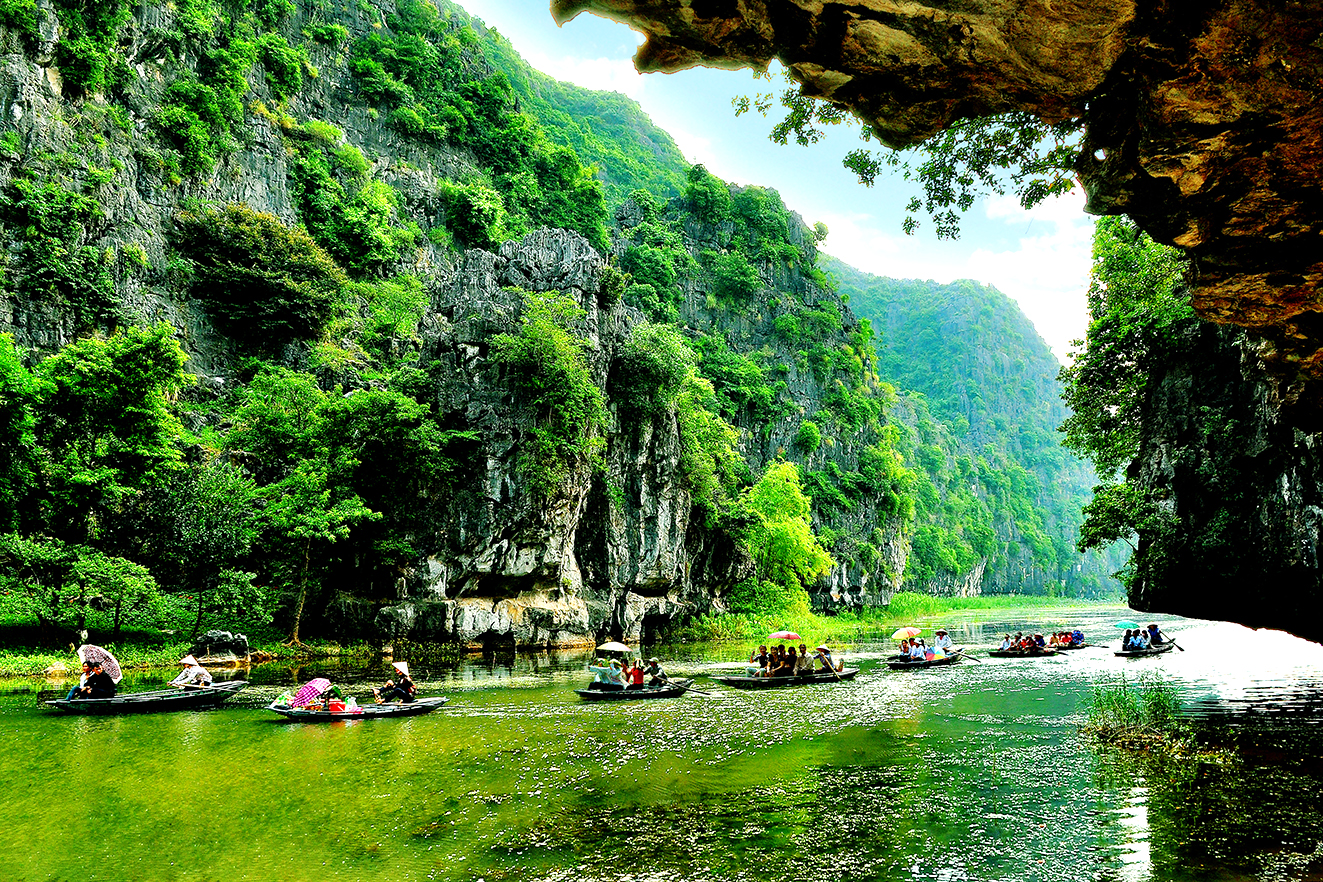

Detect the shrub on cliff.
xmin=491 ymin=289 xmax=606 ymax=499
xmin=174 ymin=204 xmax=349 ymax=348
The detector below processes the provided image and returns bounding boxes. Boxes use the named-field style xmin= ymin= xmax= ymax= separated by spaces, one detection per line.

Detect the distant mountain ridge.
xmin=822 ymin=256 xmax=1123 ymax=597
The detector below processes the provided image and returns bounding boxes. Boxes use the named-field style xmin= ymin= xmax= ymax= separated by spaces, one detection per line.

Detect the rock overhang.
xmin=553 ymin=0 xmax=1323 ymax=412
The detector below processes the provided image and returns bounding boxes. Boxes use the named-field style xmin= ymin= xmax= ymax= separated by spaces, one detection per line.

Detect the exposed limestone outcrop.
xmin=552 ymin=0 xmax=1323 ymax=412
xmin=1127 ymin=321 xmax=1323 ymax=643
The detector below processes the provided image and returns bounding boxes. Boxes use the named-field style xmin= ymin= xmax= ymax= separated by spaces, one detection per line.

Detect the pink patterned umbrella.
xmin=77 ymin=645 xmax=123 ymax=684
xmin=292 ymin=678 xmax=332 ymax=707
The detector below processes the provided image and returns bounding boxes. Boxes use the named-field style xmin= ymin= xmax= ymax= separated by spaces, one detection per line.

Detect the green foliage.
xmin=737 ymin=70 xmax=1080 ymax=238
xmin=0 ymin=175 xmax=117 ymax=327
xmin=491 ymin=290 xmax=606 ymax=498
xmin=1060 ymin=217 xmax=1192 ymax=480
xmin=0 ymin=0 xmax=42 ymax=46
xmin=0 ymin=335 xmax=39 ymax=531
xmin=0 ymin=533 xmax=160 ymax=637
xmin=357 ymin=276 xmax=429 ymax=357
xmin=744 ymin=461 xmax=834 ymax=591
xmin=174 ymin=204 xmax=350 ymax=347
xmin=1088 ymin=673 xmax=1185 ymax=744
xmin=437 ymin=180 xmax=507 ymax=250
xmin=258 ymin=32 xmax=305 ymax=101
xmin=611 ymin=322 xmax=694 ymax=418
xmin=684 ymin=164 xmax=730 ymax=224
xmin=157 ymin=41 xmax=257 ymax=177
xmin=49 ymin=0 xmax=133 ymax=94
xmin=692 ymin=333 xmax=774 ymax=421
xmin=794 ymin=419 xmax=821 ymax=453
xmin=349 ymin=2 xmax=609 ymax=250
xmin=706 ymin=251 xmax=761 ymax=306
xmin=674 ymin=372 xmax=743 ymax=511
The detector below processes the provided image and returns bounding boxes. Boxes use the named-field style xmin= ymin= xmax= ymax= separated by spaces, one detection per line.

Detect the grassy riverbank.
xmin=0 ymin=590 xmax=1105 ymax=679
xmin=672 ymin=591 xmax=1102 ymax=645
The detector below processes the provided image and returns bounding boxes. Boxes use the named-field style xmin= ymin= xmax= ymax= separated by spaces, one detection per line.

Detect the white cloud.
xmin=515 ymin=49 xmax=644 ymax=98
xmin=967 ymin=191 xmax=1095 ymax=361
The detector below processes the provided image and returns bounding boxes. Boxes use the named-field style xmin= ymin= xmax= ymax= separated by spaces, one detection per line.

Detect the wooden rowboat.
xmin=887 ymin=655 xmax=962 ymax=670
xmin=44 ymin=681 xmax=248 ymax=714
xmin=267 ymin=695 xmax=448 ymax=721
xmin=1114 ymin=642 xmax=1176 ymax=657
xmin=713 ymin=669 xmax=858 ymax=688
xmin=575 ymin=679 xmax=694 ymax=701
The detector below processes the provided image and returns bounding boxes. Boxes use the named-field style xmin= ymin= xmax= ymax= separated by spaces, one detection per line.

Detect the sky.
xmin=456 ymin=0 xmax=1095 ymax=362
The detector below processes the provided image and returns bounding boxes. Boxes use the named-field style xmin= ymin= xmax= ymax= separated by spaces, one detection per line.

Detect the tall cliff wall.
xmin=0 ymin=0 xmax=909 ymax=647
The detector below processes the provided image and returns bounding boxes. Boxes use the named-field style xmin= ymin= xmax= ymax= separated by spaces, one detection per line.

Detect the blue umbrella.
xmin=1113 ymin=620 xmax=1141 ymax=629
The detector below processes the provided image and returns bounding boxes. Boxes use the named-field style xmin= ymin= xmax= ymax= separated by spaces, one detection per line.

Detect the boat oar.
xmin=954 ymin=648 xmax=982 ymax=664
xmin=666 ymin=678 xmax=714 ymax=696
xmin=1172 ymin=641 xmax=1185 ymax=652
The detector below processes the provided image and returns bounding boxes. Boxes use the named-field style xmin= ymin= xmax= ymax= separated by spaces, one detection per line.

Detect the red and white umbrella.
xmin=890 ymin=627 xmax=923 ymax=640
xmin=77 ymin=645 xmax=122 ymax=683
xmin=292 ymin=678 xmax=332 ymax=707
xmin=767 ymin=630 xmax=801 ymax=641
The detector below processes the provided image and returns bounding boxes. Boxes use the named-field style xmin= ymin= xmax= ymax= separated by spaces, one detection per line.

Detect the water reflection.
xmin=2 ymin=608 xmax=1323 ymax=881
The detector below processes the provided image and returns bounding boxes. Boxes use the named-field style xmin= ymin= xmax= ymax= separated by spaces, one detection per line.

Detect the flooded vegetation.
xmin=5 ymin=606 xmax=1323 ymax=882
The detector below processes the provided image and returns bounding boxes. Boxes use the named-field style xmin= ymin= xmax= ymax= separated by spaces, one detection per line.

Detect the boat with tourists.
xmin=886 ymin=655 xmax=962 ymax=670
xmin=714 ymin=669 xmax=859 ymax=688
xmin=1114 ymin=642 xmax=1176 ymax=658
xmin=268 ymin=695 xmax=448 ymax=721
xmin=988 ymin=647 xmax=1059 ymax=658
xmin=576 ymin=679 xmax=695 ymax=701
xmin=45 ymin=680 xmax=248 ymax=714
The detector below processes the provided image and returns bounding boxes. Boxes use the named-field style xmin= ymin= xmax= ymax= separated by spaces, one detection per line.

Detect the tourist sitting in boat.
xmin=934 ymin=630 xmax=954 ymax=653
xmin=64 ymin=660 xmax=92 ymax=701
xmin=1125 ymin=630 xmax=1149 ymax=650
xmin=1048 ymin=632 xmax=1063 ymax=646
xmin=1071 ymin=629 xmax=1086 ymax=645
xmin=627 ymin=659 xmax=646 ymax=688
xmin=773 ymin=648 xmax=798 ymax=677
xmin=587 ymin=659 xmax=627 ymax=690
xmin=170 ymin=655 xmax=213 ymax=690
xmin=1033 ymin=634 xmax=1047 ymax=648
xmin=908 ymin=640 xmax=926 ymax=661
xmin=999 ymin=634 xmax=1013 ymax=651
xmin=747 ymin=645 xmax=769 ymax=676
xmin=374 ymin=661 xmax=417 ymax=703
xmin=795 ymin=644 xmax=814 ymax=674
xmin=645 ymin=657 xmax=667 ymax=686
xmin=73 ymin=661 xmax=116 ymax=699
xmin=1146 ymin=624 xmax=1169 ymax=645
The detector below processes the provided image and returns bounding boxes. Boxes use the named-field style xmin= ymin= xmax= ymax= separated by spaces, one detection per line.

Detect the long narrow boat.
xmin=713 ymin=669 xmax=859 ymax=689
xmin=887 ymin=654 xmax=962 ymax=670
xmin=1052 ymin=642 xmax=1091 ymax=651
xmin=988 ymin=648 xmax=1059 ymax=658
xmin=575 ymin=679 xmax=694 ymax=701
xmin=1114 ymin=642 xmax=1176 ymax=657
xmin=267 ymin=695 xmax=448 ymax=721
xmin=44 ymin=681 xmax=248 ymax=714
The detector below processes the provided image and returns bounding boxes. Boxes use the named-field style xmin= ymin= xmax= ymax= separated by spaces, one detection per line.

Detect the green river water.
xmin=5 ymin=606 xmax=1323 ymax=882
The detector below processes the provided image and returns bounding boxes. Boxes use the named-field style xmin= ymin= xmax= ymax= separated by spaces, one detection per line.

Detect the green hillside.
xmin=823 ymin=256 xmax=1122 ymax=598
xmin=462 ymin=9 xmax=690 ymax=208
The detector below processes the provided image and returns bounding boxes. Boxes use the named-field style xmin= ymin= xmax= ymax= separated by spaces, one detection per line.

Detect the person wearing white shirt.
xmin=933 ymin=630 xmax=954 ymax=652
xmin=170 ymin=655 xmax=213 ymax=689
xmin=908 ymin=641 xmax=925 ymax=661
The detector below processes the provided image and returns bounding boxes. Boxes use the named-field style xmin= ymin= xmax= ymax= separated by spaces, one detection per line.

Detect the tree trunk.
xmin=113 ymin=596 xmax=123 ymax=640
xmin=286 ymin=542 xmax=311 ymax=645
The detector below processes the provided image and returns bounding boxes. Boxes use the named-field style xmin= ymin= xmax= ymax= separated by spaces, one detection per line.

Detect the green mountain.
xmin=823 ymin=257 xmax=1123 ymax=598
xmin=467 ymin=15 xmax=690 ymax=208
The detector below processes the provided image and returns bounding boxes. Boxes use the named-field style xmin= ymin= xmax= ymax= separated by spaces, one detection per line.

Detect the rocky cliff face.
xmin=553 ymin=0 xmax=1323 ymax=635
xmin=1128 ymin=321 xmax=1323 ymax=643
xmin=0 ymin=0 xmax=908 ymax=648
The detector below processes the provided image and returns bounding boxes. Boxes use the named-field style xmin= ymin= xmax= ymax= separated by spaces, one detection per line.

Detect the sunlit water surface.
xmin=5 ymin=607 xmax=1323 ymax=882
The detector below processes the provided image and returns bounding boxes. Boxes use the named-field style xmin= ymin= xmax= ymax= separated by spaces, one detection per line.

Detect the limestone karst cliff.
xmin=553 ymin=0 xmax=1323 ymax=638
xmin=0 ymin=0 xmax=912 ymax=647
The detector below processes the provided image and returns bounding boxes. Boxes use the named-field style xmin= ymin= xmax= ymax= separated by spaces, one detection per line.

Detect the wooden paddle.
xmin=664 ymin=678 xmax=713 ymax=696
xmin=953 ymin=648 xmax=982 ymax=664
